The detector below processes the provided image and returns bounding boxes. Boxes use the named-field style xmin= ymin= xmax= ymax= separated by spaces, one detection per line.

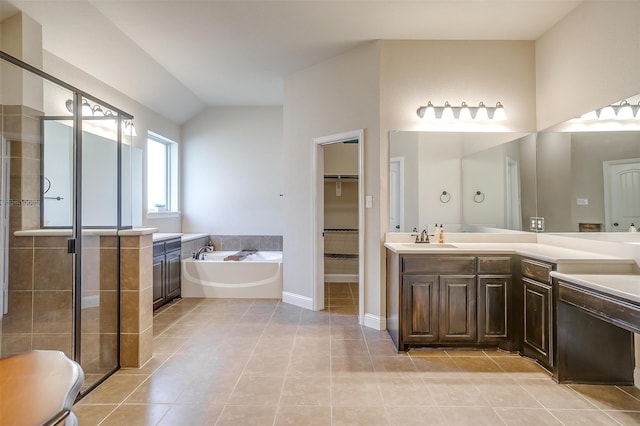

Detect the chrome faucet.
xmin=413 ymin=228 xmax=430 ymax=243
xmin=193 ymin=246 xmax=210 ymax=260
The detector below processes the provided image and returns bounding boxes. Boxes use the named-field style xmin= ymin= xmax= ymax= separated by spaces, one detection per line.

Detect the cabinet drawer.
xmin=165 ymin=238 xmax=182 ymax=252
xmin=403 ymin=256 xmax=475 ymax=275
xmin=521 ymin=258 xmax=553 ymax=283
xmin=478 ymin=256 xmax=511 ymax=274
xmin=153 ymin=242 xmax=165 ymax=256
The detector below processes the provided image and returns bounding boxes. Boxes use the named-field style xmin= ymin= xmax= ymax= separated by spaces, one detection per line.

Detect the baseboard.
xmin=634 ymin=367 xmax=640 ymax=389
xmin=363 ymin=313 xmax=386 ymax=331
xmin=282 ymin=291 xmax=314 ymax=310
xmin=324 ymin=274 xmax=359 ymax=283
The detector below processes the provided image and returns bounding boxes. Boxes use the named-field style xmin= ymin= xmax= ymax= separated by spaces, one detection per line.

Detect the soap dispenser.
xmin=438 ymin=224 xmax=445 ymax=243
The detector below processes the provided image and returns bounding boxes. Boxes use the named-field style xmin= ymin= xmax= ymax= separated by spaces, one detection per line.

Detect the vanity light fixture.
xmin=417 ymin=101 xmax=506 ymax=121
xmin=580 ymin=100 xmax=640 ymax=121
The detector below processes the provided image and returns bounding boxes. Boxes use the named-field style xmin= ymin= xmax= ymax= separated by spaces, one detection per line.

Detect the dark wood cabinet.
xmin=387 ymin=251 xmax=512 ymax=351
xmin=402 ymin=275 xmax=439 ymax=343
xmin=153 ymin=237 xmax=182 ymax=310
xmin=478 ymin=275 xmax=511 ymax=342
xmin=439 ymin=275 xmax=476 ymax=342
xmin=521 ymin=258 xmax=555 ymax=370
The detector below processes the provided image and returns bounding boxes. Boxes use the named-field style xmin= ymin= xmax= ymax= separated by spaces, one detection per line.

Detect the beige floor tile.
xmin=331 ymin=338 xmax=369 ymax=357
xmin=439 ymin=406 xmax=505 ymax=425
xmin=411 ymin=356 xmax=459 ymax=375
xmin=493 ymin=407 xmax=561 ymax=425
xmin=549 ymin=409 xmax=623 ymax=425
xmin=570 ymin=384 xmax=640 ymax=411
xmin=175 ymin=373 xmax=239 ymax=404
xmin=152 ymin=336 xmax=188 ymax=354
xmin=603 ymin=410 xmax=640 ymax=425
xmin=280 ymin=376 xmax=331 ymax=405
xmin=445 ymin=349 xmax=489 ymax=357
xmin=292 ymin=336 xmax=331 ymax=356
xmin=274 ymin=405 xmax=332 ymax=426
xmin=118 ymin=353 xmax=171 ymax=376
xmin=331 ymin=325 xmax=365 ymax=340
xmin=157 ymin=404 xmax=224 ymax=425
xmin=408 ymin=348 xmax=449 ymax=357
xmin=288 ymin=354 xmax=331 ymax=376
xmin=331 ymin=376 xmax=384 ymax=407
xmin=330 ymin=313 xmax=360 ymax=326
xmin=520 ymin=380 xmax=597 ymax=409
xmin=216 ymin=405 xmax=277 ymax=426
xmin=227 ymin=375 xmax=285 ymax=406
xmin=243 ymin=352 xmax=290 ymax=376
xmin=492 ymin=355 xmax=547 ymax=373
xmin=124 ymin=374 xmax=191 ymax=404
xmin=367 ymin=339 xmax=400 ymax=356
xmin=72 ymin=403 xmax=117 ymax=425
xmin=472 ymin=380 xmax=543 ymax=408
xmin=80 ymin=374 xmax=147 ymax=404
xmin=371 ymin=355 xmax=418 ymax=374
xmin=450 ymin=356 xmax=504 ymax=374
xmin=378 ymin=377 xmax=435 ymax=406
xmin=100 ymin=404 xmax=170 ymax=426
xmin=425 ymin=377 xmax=491 ymax=407
xmin=331 ymin=355 xmax=375 ymax=376
xmin=386 ymin=406 xmax=447 ymax=425
xmin=332 ymin=406 xmax=389 ymax=426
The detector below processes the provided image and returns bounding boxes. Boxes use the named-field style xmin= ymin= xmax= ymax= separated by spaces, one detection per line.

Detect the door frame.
xmin=312 ymin=129 xmax=364 ymax=323
xmin=389 ymin=156 xmax=405 ymax=232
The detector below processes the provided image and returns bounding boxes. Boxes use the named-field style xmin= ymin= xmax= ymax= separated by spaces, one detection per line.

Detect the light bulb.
xmin=441 ymin=102 xmax=454 ymax=120
xmin=617 ymin=101 xmax=634 ymax=120
xmin=492 ymin=102 xmax=506 ymax=121
xmin=475 ymin=102 xmax=488 ymax=120
xmin=424 ymin=101 xmax=436 ymax=119
xmin=81 ymin=100 xmax=92 ymax=116
xmin=599 ymin=105 xmax=615 ymax=120
xmin=459 ymin=102 xmax=472 ymax=120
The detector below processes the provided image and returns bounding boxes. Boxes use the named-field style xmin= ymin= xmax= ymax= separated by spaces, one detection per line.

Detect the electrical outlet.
xmin=530 ymin=217 xmax=545 ymax=232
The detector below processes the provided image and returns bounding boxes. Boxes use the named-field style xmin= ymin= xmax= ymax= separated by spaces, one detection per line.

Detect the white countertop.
xmin=152 ymin=232 xmax=210 ymax=242
xmin=384 ymin=242 xmax=631 ymax=264
xmin=551 ymin=272 xmax=640 ymax=304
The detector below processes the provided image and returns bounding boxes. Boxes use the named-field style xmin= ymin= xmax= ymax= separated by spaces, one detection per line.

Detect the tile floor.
xmin=74 ymin=282 xmax=640 ymax=425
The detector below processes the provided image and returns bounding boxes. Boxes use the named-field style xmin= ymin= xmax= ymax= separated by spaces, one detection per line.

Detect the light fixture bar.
xmin=579 ymin=100 xmax=640 ymax=121
xmin=417 ymin=101 xmax=506 ymax=121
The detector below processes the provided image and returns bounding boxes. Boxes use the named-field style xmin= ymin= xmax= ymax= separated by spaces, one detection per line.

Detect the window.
xmin=147 ymin=132 xmax=178 ymax=213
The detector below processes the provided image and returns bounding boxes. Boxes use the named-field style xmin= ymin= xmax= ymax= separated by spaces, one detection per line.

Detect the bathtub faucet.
xmin=193 ymin=246 xmax=210 ymax=260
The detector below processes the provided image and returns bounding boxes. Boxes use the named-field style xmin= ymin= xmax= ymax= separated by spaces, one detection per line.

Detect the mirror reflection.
xmin=389 ymin=131 xmax=533 ymax=233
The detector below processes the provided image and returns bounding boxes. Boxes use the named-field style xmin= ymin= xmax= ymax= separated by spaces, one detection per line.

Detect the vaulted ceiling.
xmin=2 ymin=1 xmax=583 ymax=123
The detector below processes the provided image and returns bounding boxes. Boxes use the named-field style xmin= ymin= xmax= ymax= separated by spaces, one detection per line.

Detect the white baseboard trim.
xmin=363 ymin=313 xmax=386 ymax=331
xmin=282 ymin=291 xmax=314 ymax=310
xmin=634 ymin=368 xmax=640 ymax=389
xmin=324 ymin=274 xmax=359 ymax=283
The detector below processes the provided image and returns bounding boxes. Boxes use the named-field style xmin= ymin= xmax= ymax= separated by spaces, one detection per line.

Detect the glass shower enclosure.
xmin=0 ymin=51 xmax=134 ymax=395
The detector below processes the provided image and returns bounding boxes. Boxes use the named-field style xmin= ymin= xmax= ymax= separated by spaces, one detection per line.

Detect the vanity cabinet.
xmin=477 ymin=256 xmax=512 ymax=344
xmin=153 ymin=237 xmax=182 ymax=310
xmin=387 ymin=251 xmax=512 ymax=351
xmin=521 ymin=258 xmax=556 ymax=370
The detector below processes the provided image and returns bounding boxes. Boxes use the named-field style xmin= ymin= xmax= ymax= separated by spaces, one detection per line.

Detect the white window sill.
xmin=146 ymin=211 xmax=181 ymax=219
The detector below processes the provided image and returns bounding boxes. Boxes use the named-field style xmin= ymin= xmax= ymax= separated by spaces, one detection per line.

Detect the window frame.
xmin=146 ymin=131 xmax=179 ymax=216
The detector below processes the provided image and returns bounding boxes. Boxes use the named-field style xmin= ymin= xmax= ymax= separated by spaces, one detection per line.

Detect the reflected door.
xmin=390 ymin=157 xmax=404 ymax=231
xmin=604 ymin=160 xmax=640 ymax=231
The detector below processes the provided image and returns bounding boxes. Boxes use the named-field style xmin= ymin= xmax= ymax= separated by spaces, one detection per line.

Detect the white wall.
xmin=283 ymin=42 xmax=381 ymax=314
xmin=181 ymin=106 xmax=284 ymax=235
xmin=536 ymin=1 xmax=640 ymax=130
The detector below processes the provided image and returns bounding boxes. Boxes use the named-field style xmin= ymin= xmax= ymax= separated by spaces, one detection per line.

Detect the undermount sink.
xmin=401 ymin=243 xmax=458 ymax=249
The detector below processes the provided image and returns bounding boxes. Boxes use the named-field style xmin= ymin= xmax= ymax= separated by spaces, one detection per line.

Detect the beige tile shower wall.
xmin=120 ymin=234 xmax=153 ymax=368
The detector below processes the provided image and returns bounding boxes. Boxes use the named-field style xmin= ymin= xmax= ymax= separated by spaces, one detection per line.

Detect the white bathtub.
xmin=181 ymin=251 xmax=283 ymax=298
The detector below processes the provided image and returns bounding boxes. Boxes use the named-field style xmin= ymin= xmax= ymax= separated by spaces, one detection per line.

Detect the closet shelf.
xmin=324 ymin=253 xmax=359 ymax=260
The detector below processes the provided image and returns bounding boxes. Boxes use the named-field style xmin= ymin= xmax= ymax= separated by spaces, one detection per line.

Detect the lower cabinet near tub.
xmin=153 ymin=237 xmax=182 ymax=310
xmin=387 ymin=252 xmax=514 ymax=352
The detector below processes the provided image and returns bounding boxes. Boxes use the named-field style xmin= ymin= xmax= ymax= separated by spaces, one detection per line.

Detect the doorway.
xmin=313 ymin=130 xmax=364 ymax=323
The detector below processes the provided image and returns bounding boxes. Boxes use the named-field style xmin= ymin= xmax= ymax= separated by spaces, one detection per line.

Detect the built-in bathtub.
xmin=181 ymin=251 xmax=283 ymax=298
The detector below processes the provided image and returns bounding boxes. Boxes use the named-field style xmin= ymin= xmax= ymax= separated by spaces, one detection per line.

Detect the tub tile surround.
xmin=211 ymin=234 xmax=283 ymax=251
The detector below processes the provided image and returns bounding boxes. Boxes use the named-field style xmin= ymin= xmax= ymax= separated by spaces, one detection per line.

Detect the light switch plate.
xmin=577 ymin=198 xmax=589 ymax=205
xmin=365 ymin=195 xmax=373 ymax=208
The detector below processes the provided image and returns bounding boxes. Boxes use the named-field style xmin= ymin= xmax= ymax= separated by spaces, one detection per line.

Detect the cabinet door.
xmin=152 ymin=254 xmax=165 ymax=310
xmin=478 ymin=275 xmax=510 ymax=342
xmin=439 ymin=275 xmax=476 ymax=342
xmin=166 ymin=250 xmax=182 ymax=301
xmin=523 ymin=277 xmax=553 ymax=367
xmin=402 ymin=275 xmax=439 ymax=343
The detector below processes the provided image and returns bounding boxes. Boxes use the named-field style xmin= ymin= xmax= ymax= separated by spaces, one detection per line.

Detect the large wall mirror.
xmin=389 ymin=131 xmax=536 ymax=233
xmin=389 ymin=95 xmax=640 ymax=234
